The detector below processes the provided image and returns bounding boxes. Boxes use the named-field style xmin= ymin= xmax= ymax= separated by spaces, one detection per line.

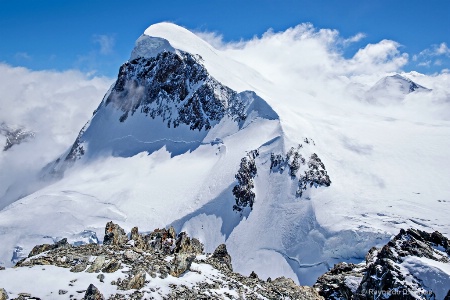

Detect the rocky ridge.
xmin=0 ymin=222 xmax=322 ymax=300
xmin=314 ymin=228 xmax=450 ymax=300
xmin=1 ymin=225 xmax=450 ymax=299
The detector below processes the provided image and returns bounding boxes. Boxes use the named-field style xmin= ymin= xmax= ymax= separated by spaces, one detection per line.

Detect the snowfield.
xmin=0 ymin=22 xmax=449 ymax=288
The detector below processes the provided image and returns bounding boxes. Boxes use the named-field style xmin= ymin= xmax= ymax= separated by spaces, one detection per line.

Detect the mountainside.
xmin=45 ymin=45 xmax=278 ymax=175
xmin=0 ymin=22 xmax=449 ymax=294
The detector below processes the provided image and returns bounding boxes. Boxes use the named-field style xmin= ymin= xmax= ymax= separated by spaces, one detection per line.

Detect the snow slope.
xmin=0 ymin=23 xmax=449 ymax=287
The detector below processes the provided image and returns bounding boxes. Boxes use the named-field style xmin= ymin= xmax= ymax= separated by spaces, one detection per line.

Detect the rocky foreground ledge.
xmin=0 ymin=222 xmax=321 ymax=300
xmin=1 ymin=224 xmax=450 ymax=300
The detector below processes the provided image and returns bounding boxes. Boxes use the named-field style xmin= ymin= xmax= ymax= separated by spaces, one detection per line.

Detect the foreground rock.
xmin=4 ymin=224 xmax=448 ymax=299
xmin=1 ymin=222 xmax=322 ymax=300
xmin=0 ymin=288 xmax=8 ymax=300
xmin=314 ymin=228 xmax=450 ymax=299
xmin=84 ymin=284 xmax=104 ymax=300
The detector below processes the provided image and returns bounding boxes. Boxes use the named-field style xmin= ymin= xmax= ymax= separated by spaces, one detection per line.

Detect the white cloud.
xmin=212 ymin=23 xmax=409 ymax=95
xmin=0 ymin=64 xmax=113 ymax=205
xmin=347 ymin=40 xmax=408 ymax=74
xmin=14 ymin=52 xmax=32 ymax=60
xmin=435 ymin=42 xmax=450 ymax=56
xmin=194 ymin=23 xmax=449 ymax=121
xmin=93 ymin=34 xmax=115 ymax=55
xmin=193 ymin=31 xmax=226 ymax=49
xmin=415 ymin=42 xmax=450 ymax=67
xmin=418 ymin=60 xmax=431 ymax=67
xmin=343 ymin=32 xmax=366 ymax=45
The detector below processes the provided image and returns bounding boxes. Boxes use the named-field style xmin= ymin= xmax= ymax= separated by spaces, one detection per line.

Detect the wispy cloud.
xmin=194 ymin=31 xmax=226 ymax=49
xmin=343 ymin=32 xmax=366 ymax=45
xmin=414 ymin=42 xmax=450 ymax=67
xmin=93 ymin=34 xmax=115 ymax=55
xmin=435 ymin=43 xmax=450 ymax=56
xmin=14 ymin=52 xmax=32 ymax=61
xmin=420 ymin=42 xmax=450 ymax=57
xmin=215 ymin=23 xmax=408 ymax=89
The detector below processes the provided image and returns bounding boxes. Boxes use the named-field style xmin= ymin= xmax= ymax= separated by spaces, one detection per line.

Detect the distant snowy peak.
xmin=365 ymin=74 xmax=431 ymax=104
xmin=379 ymin=74 xmax=429 ymax=93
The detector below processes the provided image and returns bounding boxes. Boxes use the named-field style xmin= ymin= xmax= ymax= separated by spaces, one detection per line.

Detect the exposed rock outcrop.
xmin=103 ymin=222 xmax=128 ymax=246
xmin=9 ymin=222 xmax=323 ymax=299
xmin=206 ymin=243 xmax=233 ymax=272
xmin=232 ymin=149 xmax=259 ymax=211
xmin=28 ymin=237 xmax=70 ymax=257
xmin=314 ymin=228 xmax=450 ymax=300
xmin=84 ymin=284 xmax=104 ymax=300
xmin=0 ymin=288 xmax=8 ymax=300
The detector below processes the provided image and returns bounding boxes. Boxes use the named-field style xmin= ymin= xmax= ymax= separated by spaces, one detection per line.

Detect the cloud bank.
xmin=0 ymin=64 xmax=112 ymax=207
xmin=197 ymin=23 xmax=450 ymax=120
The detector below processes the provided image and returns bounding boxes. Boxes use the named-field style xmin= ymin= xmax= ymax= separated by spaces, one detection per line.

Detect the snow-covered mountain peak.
xmin=142 ymin=22 xmax=265 ymax=93
xmin=364 ymin=73 xmax=431 ymax=104
xmin=382 ymin=73 xmax=429 ymax=93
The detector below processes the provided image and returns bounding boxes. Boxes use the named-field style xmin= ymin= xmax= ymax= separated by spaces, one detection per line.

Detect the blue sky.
xmin=1 ymin=0 xmax=449 ymax=77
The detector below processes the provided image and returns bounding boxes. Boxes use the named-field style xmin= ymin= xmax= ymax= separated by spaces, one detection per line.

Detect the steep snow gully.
xmin=0 ymin=22 xmax=449 ymax=290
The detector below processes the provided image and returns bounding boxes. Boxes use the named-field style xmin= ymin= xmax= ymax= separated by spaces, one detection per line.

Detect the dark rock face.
xmin=270 ymin=143 xmax=331 ymax=198
xmin=174 ymin=232 xmax=203 ymax=255
xmin=315 ymin=228 xmax=450 ymax=300
xmin=232 ymin=150 xmax=259 ymax=211
xmin=206 ymin=244 xmax=233 ymax=272
xmin=83 ymin=284 xmax=104 ymax=300
xmin=297 ymin=153 xmax=331 ymax=197
xmin=314 ymin=262 xmax=364 ymax=300
xmin=445 ymin=290 xmax=450 ymax=300
xmin=270 ymin=144 xmax=306 ymax=177
xmin=107 ymin=51 xmax=246 ymax=130
xmin=103 ymin=222 xmax=128 ymax=246
xmin=28 ymin=238 xmax=70 ymax=257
